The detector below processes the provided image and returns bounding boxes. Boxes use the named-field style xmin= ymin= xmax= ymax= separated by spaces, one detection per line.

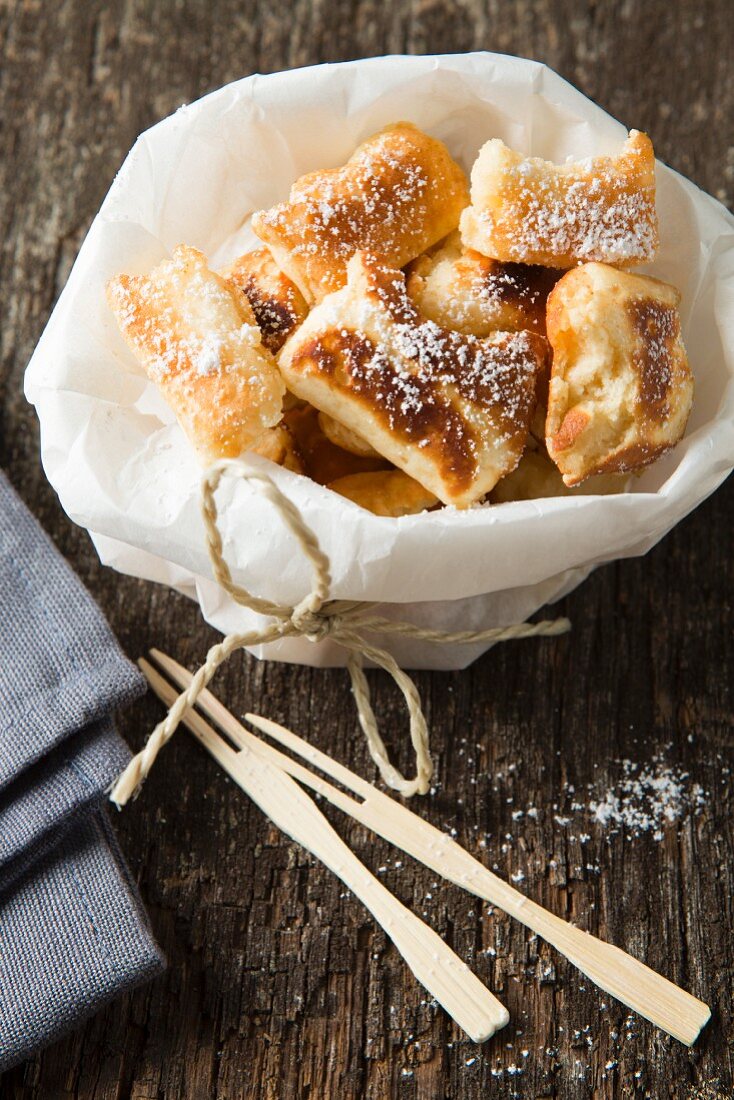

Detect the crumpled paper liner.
xmin=25 ymin=53 xmax=734 ymax=669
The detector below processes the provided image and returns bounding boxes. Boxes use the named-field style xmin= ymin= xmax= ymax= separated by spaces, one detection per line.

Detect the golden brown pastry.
xmin=284 ymin=404 xmax=390 ymax=485
xmin=107 ymin=246 xmax=284 ymax=463
xmin=328 ymin=470 xmax=438 ymax=516
xmin=407 ymin=232 xmax=560 ymax=336
xmin=219 ymin=247 xmax=308 ymax=354
xmin=490 ymin=447 xmax=626 ymax=503
xmin=250 ymin=425 xmax=304 ymax=474
xmin=545 ymin=263 xmax=693 ymax=486
xmin=282 ymin=389 xmax=307 ymax=412
xmin=318 ymin=411 xmax=380 ymax=457
xmin=252 ymin=122 xmax=469 ymax=304
xmin=460 ymin=131 xmax=658 ymax=269
xmin=278 ymin=252 xmax=548 ymax=507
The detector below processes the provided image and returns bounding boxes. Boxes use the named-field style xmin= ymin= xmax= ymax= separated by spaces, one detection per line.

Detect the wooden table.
xmin=2 ymin=2 xmax=732 ymax=1097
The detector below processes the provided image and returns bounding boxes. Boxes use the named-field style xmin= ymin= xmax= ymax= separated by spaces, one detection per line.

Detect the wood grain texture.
xmin=1 ymin=0 xmax=732 ymax=1096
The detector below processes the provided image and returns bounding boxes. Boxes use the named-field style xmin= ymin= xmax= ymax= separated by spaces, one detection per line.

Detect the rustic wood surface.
xmin=1 ymin=1 xmax=733 ymax=1096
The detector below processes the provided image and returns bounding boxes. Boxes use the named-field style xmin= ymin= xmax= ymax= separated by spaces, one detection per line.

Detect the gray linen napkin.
xmin=0 ymin=476 xmax=143 ymax=790
xmin=0 ymin=719 xmax=131 ymax=892
xmin=0 ymin=470 xmax=165 ymax=1071
xmin=0 ymin=811 xmax=163 ymax=1069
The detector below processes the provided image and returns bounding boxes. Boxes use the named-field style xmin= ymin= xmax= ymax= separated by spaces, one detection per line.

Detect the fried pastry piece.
xmin=219 ymin=247 xmax=308 ymax=354
xmin=250 ymin=425 xmax=304 ymax=474
xmin=107 ymin=246 xmax=284 ymax=463
xmin=318 ymin=411 xmax=380 ymax=457
xmin=490 ymin=447 xmax=626 ymax=503
xmin=284 ymin=404 xmax=390 ymax=485
xmin=278 ymin=252 xmax=548 ymax=507
xmin=545 ymin=263 xmax=693 ymax=486
xmin=283 ymin=389 xmax=307 ymax=412
xmin=407 ymin=231 xmax=560 ymax=336
xmin=529 ymin=398 xmax=549 ymax=447
xmin=252 ymin=122 xmax=469 ymax=304
xmin=328 ymin=470 xmax=438 ymax=516
xmin=460 ymin=130 xmax=658 ymax=268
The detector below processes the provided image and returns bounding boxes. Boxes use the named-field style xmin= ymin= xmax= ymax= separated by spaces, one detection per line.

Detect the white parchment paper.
xmin=25 ymin=53 xmax=734 ymax=668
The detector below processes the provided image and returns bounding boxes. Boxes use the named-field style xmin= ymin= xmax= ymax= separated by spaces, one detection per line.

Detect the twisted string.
xmin=110 ymin=458 xmax=570 ymax=807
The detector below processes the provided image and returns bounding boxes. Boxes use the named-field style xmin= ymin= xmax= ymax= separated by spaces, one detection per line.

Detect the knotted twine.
xmin=110 ymin=458 xmax=570 ymax=807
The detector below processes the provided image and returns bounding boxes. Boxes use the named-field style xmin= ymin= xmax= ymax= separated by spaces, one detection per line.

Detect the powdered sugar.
xmin=589 ymin=755 xmax=706 ymax=839
xmin=463 ymin=133 xmax=658 ymax=267
xmin=365 ymin=258 xmax=542 ymax=423
xmin=479 ymin=746 xmax=707 ymax=848
xmin=254 ymin=123 xmax=468 ymax=297
xmin=106 ymin=246 xmax=284 ymax=458
xmin=497 ymin=169 xmax=657 ymax=264
xmin=192 ymin=335 xmax=224 ymax=375
xmin=262 ymin=153 xmax=432 ymax=268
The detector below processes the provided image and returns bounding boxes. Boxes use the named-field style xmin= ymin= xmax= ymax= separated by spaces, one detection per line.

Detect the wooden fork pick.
xmin=139 ymin=656 xmax=509 ymax=1044
xmin=143 ymin=649 xmax=711 ymax=1047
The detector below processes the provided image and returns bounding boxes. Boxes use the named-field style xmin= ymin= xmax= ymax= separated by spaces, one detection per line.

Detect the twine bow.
xmin=110 ymin=458 xmax=570 ymax=807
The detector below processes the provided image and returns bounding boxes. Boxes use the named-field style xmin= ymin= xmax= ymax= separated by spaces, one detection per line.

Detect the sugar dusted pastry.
xmin=328 ymin=470 xmax=438 ymax=517
xmin=219 ymin=247 xmax=308 ymax=354
xmin=107 ymin=246 xmax=284 ymax=463
xmin=318 ymin=412 xmax=380 ymax=458
xmin=407 ymin=232 xmax=560 ymax=337
xmin=460 ymin=131 xmax=658 ymax=268
xmin=490 ymin=447 xmax=626 ymax=503
xmin=252 ymin=122 xmax=469 ymax=304
xmin=278 ymin=252 xmax=548 ymax=507
xmin=545 ymin=263 xmax=693 ymax=486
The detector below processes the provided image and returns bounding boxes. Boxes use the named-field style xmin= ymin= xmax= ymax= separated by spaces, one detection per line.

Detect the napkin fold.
xmin=0 ymin=476 xmax=143 ymax=789
xmin=0 ymin=811 xmax=163 ymax=1069
xmin=0 ymin=718 xmax=130 ymax=892
xmin=0 ymin=471 xmax=165 ymax=1072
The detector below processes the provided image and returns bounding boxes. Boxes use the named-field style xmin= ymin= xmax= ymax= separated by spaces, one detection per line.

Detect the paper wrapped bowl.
xmin=25 ymin=53 xmax=734 ymax=669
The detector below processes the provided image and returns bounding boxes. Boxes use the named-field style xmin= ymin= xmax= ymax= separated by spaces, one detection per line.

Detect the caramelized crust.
xmin=219 ymin=247 xmax=308 ymax=354
xmin=408 ymin=232 xmax=560 ymax=336
xmin=278 ymin=252 xmax=548 ymax=507
xmin=328 ymin=470 xmax=438 ymax=516
xmin=106 ymin=246 xmax=284 ymax=463
xmin=252 ymin=122 xmax=469 ymax=304
xmin=545 ymin=263 xmax=693 ymax=486
xmin=460 ymin=130 xmax=658 ymax=268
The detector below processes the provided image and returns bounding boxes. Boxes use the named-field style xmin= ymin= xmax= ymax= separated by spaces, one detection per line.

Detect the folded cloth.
xmin=0 ymin=719 xmax=131 ymax=894
xmin=0 ymin=810 xmax=164 ymax=1070
xmin=0 ymin=469 xmax=165 ymax=1070
xmin=0 ymin=473 xmax=143 ymax=790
